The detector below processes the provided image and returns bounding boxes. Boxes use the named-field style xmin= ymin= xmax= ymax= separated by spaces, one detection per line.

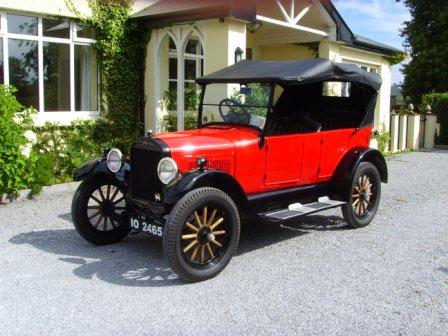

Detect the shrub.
xmin=162 ymin=88 xmax=200 ymax=112
xmin=375 ymin=129 xmax=391 ymax=155
xmin=33 ymin=120 xmax=102 ymax=183
xmin=161 ymin=113 xmax=198 ymax=132
xmin=422 ymin=93 xmax=448 ymax=144
xmin=0 ymin=85 xmax=40 ymax=195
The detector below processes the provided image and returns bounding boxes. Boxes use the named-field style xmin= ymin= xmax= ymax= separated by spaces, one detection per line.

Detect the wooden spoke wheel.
xmin=163 ymin=188 xmax=240 ymax=282
xmin=342 ymin=162 xmax=381 ymax=229
xmin=352 ymin=175 xmax=374 ymax=217
xmin=72 ymin=175 xmax=131 ymax=246
xmin=181 ymin=206 xmax=229 ymax=265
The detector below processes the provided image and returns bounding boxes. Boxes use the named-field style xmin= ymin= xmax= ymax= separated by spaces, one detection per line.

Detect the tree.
xmin=399 ymin=0 xmax=448 ymax=104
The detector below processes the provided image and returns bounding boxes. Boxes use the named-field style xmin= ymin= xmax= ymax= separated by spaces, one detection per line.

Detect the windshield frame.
xmin=197 ymin=82 xmax=275 ymax=132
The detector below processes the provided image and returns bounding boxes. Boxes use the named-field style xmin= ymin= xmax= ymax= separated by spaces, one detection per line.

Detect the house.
xmin=0 ymin=0 xmax=402 ymax=133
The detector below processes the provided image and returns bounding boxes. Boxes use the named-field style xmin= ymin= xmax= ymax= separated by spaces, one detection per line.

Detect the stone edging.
xmin=0 ymin=181 xmax=81 ymax=205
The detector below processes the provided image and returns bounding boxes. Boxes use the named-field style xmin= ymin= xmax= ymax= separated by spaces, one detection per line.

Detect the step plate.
xmin=262 ymin=199 xmax=345 ymax=221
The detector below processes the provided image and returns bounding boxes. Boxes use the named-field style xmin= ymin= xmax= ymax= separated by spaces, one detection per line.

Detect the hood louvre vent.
xmin=187 ymin=158 xmax=232 ymax=173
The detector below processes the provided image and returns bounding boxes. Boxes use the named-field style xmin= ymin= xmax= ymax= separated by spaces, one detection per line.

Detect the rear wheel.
xmin=72 ymin=175 xmax=131 ymax=245
xmin=342 ymin=162 xmax=381 ymax=228
xmin=163 ymin=187 xmax=240 ymax=282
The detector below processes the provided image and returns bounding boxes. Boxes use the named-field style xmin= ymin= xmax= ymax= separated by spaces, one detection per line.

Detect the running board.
xmin=261 ymin=197 xmax=345 ymax=222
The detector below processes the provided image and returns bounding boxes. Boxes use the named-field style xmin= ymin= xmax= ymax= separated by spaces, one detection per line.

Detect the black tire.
xmin=71 ymin=175 xmax=131 ymax=245
xmin=342 ymin=162 xmax=381 ymax=228
xmin=163 ymin=187 xmax=240 ymax=282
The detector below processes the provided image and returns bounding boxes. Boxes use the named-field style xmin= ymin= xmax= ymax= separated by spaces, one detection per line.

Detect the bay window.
xmin=0 ymin=37 xmax=4 ymax=84
xmin=0 ymin=12 xmax=98 ymax=118
xmin=8 ymin=38 xmax=39 ymax=108
xmin=75 ymin=44 xmax=98 ymax=111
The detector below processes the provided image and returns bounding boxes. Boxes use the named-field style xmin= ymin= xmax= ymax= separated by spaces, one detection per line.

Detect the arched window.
xmin=155 ymin=27 xmax=205 ymax=132
xmin=168 ymin=36 xmax=203 ymax=111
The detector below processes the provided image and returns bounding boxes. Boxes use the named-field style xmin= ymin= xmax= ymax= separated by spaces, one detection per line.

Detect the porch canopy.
xmin=196 ymin=59 xmax=382 ymax=90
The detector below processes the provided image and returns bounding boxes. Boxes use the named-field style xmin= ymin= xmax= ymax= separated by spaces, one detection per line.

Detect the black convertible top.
xmin=196 ymin=59 xmax=382 ymax=91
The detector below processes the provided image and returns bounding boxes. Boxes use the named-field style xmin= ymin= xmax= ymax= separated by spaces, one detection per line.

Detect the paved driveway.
xmin=1 ymin=151 xmax=447 ymax=336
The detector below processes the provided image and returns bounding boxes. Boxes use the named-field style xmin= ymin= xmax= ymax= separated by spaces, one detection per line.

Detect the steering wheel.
xmin=218 ymin=99 xmax=251 ymax=124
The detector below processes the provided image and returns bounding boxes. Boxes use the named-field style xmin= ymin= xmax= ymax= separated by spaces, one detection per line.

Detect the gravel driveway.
xmin=1 ymin=150 xmax=447 ymax=336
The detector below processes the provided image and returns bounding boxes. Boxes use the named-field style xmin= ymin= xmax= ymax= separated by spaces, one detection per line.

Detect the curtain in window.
xmin=75 ymin=45 xmax=98 ymax=111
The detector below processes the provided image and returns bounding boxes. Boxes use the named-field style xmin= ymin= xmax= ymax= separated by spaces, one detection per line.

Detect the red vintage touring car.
xmin=72 ymin=59 xmax=387 ymax=282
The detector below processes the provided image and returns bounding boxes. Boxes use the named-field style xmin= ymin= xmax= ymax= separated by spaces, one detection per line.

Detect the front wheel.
xmin=163 ymin=187 xmax=240 ymax=282
xmin=342 ymin=162 xmax=381 ymax=229
xmin=72 ymin=175 xmax=131 ymax=245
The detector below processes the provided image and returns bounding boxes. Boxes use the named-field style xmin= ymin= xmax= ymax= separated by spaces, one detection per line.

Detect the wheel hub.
xmin=101 ymin=200 xmax=115 ymax=217
xmin=197 ymin=227 xmax=212 ymax=245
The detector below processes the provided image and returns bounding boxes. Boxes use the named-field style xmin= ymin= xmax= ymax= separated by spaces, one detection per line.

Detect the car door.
xmin=264 ymin=134 xmax=303 ymax=187
xmin=318 ymin=129 xmax=351 ymax=179
xmin=299 ymin=132 xmax=322 ymax=185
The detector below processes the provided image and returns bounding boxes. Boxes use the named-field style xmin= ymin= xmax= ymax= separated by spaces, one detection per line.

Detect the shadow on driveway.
xmin=9 ymin=213 xmax=348 ymax=287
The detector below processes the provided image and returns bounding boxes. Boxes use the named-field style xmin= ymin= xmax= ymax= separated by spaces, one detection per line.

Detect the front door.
xmin=264 ymin=134 xmax=303 ymax=187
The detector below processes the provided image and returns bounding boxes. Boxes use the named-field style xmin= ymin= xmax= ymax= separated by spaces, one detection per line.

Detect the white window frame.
xmin=73 ymin=22 xmax=96 ymax=44
xmin=0 ymin=11 xmax=99 ymax=122
xmin=342 ymin=58 xmax=379 ymax=74
xmin=1 ymin=13 xmax=7 ymax=84
xmin=168 ymin=37 xmax=204 ymax=94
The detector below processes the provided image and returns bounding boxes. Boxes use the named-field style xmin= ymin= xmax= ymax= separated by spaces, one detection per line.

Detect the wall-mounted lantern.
xmin=234 ymin=47 xmax=244 ymax=63
xmin=247 ymin=21 xmax=262 ymax=33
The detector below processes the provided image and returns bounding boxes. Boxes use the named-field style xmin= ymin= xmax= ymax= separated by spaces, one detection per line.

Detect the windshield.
xmin=201 ymin=83 xmax=272 ymax=129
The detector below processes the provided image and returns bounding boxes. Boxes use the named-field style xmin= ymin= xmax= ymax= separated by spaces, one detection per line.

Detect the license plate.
xmin=130 ymin=217 xmax=163 ymax=237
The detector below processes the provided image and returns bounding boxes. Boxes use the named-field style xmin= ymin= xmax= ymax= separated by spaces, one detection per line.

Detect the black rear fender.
xmin=164 ymin=170 xmax=249 ymax=212
xmin=331 ymin=147 xmax=387 ymax=200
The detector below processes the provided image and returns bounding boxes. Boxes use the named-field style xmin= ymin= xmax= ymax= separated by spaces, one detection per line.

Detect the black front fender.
xmin=331 ymin=147 xmax=388 ymax=200
xmin=163 ymin=169 xmax=249 ymax=211
xmin=75 ymin=157 xmax=130 ymax=185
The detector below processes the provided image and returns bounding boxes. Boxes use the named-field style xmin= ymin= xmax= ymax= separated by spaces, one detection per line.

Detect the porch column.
xmin=177 ymin=52 xmax=185 ymax=131
xmin=318 ymin=40 xmax=342 ymax=62
xmin=152 ymin=33 xmax=162 ymax=132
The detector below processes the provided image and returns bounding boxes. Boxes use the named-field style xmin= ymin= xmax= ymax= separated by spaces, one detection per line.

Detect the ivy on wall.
xmin=67 ymin=0 xmax=150 ymax=153
xmin=386 ymin=52 xmax=407 ymax=66
xmin=294 ymin=42 xmax=320 ymax=58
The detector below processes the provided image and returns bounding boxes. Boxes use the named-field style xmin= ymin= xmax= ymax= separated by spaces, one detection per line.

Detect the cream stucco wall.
xmin=255 ymin=44 xmax=314 ymax=61
xmin=0 ymin=0 xmax=151 ymax=17
xmin=0 ymin=0 xmax=91 ymax=17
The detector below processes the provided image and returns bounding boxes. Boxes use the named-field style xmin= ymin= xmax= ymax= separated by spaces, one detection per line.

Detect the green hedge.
xmin=32 ymin=120 xmax=102 ymax=184
xmin=422 ymin=93 xmax=448 ymax=144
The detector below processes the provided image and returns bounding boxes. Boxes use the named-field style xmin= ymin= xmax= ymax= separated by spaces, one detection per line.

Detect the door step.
xmin=261 ymin=197 xmax=345 ymax=222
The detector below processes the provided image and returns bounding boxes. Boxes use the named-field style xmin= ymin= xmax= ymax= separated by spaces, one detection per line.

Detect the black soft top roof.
xmin=196 ymin=59 xmax=382 ymax=91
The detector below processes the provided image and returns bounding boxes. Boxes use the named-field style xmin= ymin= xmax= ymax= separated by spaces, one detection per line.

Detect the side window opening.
xmin=267 ymin=82 xmax=373 ymax=135
xmin=322 ymin=81 xmax=351 ymax=98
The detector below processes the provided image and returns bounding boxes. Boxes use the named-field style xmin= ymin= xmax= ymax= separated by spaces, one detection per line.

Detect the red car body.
xmin=159 ymin=125 xmax=371 ymax=195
